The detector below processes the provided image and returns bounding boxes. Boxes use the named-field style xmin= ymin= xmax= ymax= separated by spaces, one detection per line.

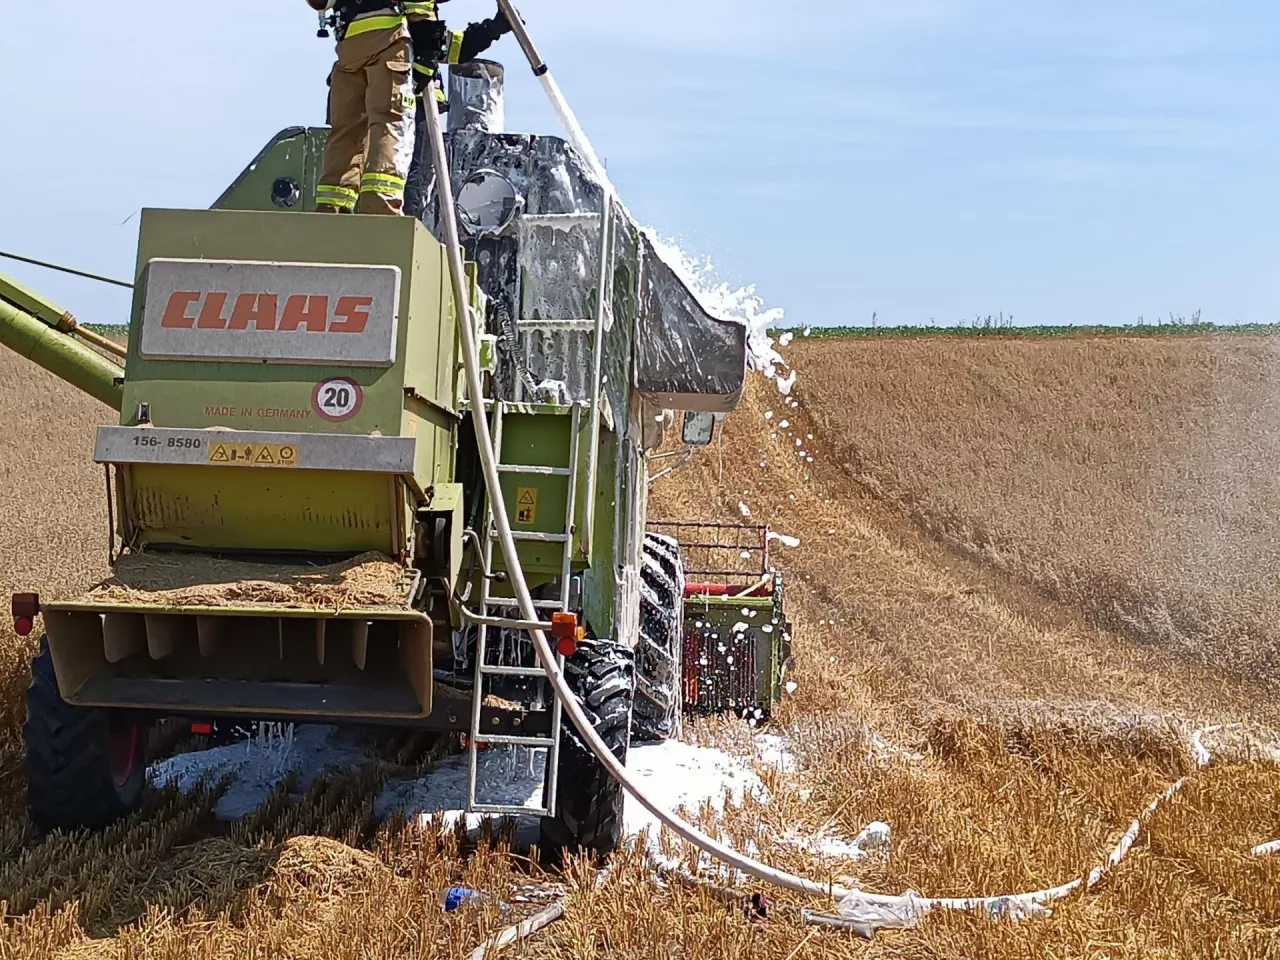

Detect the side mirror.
xmin=682 ymin=411 xmax=716 ymax=447
xmin=457 ymin=169 xmax=523 ymax=236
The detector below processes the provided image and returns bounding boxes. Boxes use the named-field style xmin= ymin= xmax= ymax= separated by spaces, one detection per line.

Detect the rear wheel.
xmin=24 ymin=639 xmax=146 ymax=831
xmin=632 ymin=533 xmax=685 ymax=741
xmin=540 ymin=640 xmax=634 ymax=861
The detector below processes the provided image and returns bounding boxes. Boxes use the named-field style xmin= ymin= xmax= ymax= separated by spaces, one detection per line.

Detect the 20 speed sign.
xmin=312 ymin=377 xmax=363 ymax=423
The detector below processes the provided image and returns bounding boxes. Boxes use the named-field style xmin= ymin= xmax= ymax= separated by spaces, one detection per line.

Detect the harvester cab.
xmin=1 ymin=59 xmax=783 ymax=854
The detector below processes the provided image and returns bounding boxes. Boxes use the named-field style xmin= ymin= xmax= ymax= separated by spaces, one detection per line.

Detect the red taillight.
xmin=190 ymin=721 xmax=213 ymax=735
xmin=11 ymin=593 xmax=39 ymax=636
xmin=551 ymin=612 xmax=583 ymax=658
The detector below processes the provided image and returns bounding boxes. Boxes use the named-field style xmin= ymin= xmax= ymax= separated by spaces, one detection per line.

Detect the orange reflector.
xmin=550 ymin=612 xmax=578 ymax=640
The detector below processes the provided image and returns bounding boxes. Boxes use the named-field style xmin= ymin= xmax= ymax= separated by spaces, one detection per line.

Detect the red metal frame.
xmin=647 ymin=521 xmax=771 ymax=587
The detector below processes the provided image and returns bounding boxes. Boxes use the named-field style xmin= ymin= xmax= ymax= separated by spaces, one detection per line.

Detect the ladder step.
xmin=498 ymin=464 xmax=572 ymax=477
xmin=516 ymin=319 xmax=596 ymax=333
xmin=479 ymin=664 xmax=548 ymax=677
xmin=471 ymin=803 xmax=552 ymax=817
xmin=486 ymin=597 xmax=565 ymax=610
xmin=507 ymin=531 xmax=570 ymax=543
xmin=519 ymin=213 xmax=599 ymax=227
xmin=475 ymin=734 xmax=558 ymax=748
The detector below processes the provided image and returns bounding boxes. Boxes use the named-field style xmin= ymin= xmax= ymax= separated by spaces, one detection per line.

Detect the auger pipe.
xmin=0 ymin=299 xmax=124 ymax=410
xmin=422 ymin=86 xmax=851 ymax=903
xmin=0 ymin=272 xmax=127 ymax=361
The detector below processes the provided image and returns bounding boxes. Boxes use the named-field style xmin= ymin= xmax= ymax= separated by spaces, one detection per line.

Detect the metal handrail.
xmin=580 ymin=196 xmax=613 ymax=559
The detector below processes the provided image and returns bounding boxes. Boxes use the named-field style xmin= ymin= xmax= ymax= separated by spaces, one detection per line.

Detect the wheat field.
xmin=1 ymin=335 xmax=1280 ymax=958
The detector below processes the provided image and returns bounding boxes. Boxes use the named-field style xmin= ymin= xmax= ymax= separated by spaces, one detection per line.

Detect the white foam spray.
xmin=643 ymin=233 xmax=795 ymax=394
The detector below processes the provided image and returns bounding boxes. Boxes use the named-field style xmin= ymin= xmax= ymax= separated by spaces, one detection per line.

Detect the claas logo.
xmin=160 ymin=292 xmax=373 ymax=333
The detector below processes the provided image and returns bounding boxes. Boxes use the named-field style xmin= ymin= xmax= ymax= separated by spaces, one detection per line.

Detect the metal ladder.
xmin=465 ymin=399 xmax=585 ymax=817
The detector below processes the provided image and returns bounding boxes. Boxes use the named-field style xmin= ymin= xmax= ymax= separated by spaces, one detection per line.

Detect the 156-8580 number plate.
xmin=130 ymin=434 xmax=205 ymax=451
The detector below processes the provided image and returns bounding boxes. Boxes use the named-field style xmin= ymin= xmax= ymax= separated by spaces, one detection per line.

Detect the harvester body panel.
xmin=37 ymin=208 xmax=472 ymax=718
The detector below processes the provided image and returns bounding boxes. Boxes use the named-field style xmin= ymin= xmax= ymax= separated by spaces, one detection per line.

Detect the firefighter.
xmin=307 ymin=1 xmax=511 ymax=216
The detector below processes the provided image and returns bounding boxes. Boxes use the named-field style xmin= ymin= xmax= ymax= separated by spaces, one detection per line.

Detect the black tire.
xmin=24 ymin=639 xmax=146 ymax=832
xmin=539 ymin=640 xmax=634 ymax=861
xmin=632 ymin=533 xmax=685 ymax=741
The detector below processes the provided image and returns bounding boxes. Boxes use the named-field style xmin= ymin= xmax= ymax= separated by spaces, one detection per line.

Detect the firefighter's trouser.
xmin=317 ymin=28 xmax=417 ymax=216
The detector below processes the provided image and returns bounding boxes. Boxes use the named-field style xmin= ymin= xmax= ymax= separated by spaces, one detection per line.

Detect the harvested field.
xmin=2 ymin=336 xmax=1280 ymax=958
xmin=787 ymin=334 xmax=1280 ymax=688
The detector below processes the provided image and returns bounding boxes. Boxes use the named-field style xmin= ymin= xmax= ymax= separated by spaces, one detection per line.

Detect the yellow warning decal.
xmin=516 ymin=487 xmax=538 ymax=525
xmin=208 ymin=442 xmax=299 ymax=468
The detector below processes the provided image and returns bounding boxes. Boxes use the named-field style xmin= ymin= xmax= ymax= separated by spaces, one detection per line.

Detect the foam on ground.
xmin=149 ymin=725 xmax=372 ymax=820
xmin=148 ymin=726 xmax=785 ymax=845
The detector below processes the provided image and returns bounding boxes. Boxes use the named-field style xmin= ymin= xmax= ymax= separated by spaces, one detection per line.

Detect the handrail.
xmin=581 ymin=195 xmax=613 ymax=557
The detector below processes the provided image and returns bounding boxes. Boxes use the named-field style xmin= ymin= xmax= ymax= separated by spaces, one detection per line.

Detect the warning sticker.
xmin=208 ymin=442 xmax=299 ymax=469
xmin=516 ymin=487 xmax=538 ymax=525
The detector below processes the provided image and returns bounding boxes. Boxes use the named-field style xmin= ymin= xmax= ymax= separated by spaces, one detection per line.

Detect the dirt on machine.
xmin=1 ymin=61 xmax=792 ymax=855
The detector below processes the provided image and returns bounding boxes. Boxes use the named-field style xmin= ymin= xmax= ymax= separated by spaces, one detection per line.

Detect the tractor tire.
xmin=24 ymin=639 xmax=146 ymax=832
xmin=632 ymin=533 xmax=685 ymax=742
xmin=540 ymin=640 xmax=634 ymax=861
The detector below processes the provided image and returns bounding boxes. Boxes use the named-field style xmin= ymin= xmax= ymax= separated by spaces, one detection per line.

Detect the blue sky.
xmin=2 ymin=1 xmax=1278 ymax=330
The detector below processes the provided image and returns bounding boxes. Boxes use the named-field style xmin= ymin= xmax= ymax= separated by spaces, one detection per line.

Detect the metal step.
xmin=471 ymin=802 xmax=552 ymax=817
xmin=498 ymin=463 xmax=572 ymax=477
xmin=478 ymin=663 xmax=549 ymax=678
xmin=475 ymin=733 xmax=558 ymax=748
xmin=485 ymin=597 xmax=565 ymax=610
xmin=517 ymin=319 xmax=596 ymax=333
xmin=519 ymin=212 xmax=599 ymax=227
xmin=507 ymin=531 xmax=570 ymax=544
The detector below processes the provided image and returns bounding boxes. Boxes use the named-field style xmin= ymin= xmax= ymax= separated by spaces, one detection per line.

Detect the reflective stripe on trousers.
xmin=316 ymin=184 xmax=358 ymax=210
xmin=360 ymin=171 xmax=406 ymax=198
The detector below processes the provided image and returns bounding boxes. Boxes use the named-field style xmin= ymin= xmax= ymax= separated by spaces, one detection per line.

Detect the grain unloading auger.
xmin=0 ymin=51 xmax=773 ymax=851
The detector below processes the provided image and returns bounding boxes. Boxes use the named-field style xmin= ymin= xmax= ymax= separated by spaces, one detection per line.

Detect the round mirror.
xmin=457 ymin=170 xmax=522 ymax=236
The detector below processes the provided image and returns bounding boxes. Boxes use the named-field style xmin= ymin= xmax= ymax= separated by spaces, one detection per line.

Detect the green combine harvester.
xmin=1 ymin=61 xmax=791 ymax=855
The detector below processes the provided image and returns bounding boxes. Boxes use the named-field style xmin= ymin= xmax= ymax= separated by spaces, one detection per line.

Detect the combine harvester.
xmin=0 ymin=44 xmax=792 ymax=860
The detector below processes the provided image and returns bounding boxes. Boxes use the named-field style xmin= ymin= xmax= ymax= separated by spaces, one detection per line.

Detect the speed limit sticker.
xmin=312 ymin=377 xmax=363 ymax=423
